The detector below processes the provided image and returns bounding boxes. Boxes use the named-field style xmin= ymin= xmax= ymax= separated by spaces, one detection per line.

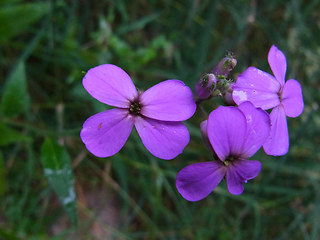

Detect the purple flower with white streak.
xmin=176 ymin=102 xmax=270 ymax=201
xmin=80 ymin=64 xmax=196 ymax=160
xmin=232 ymin=45 xmax=304 ymax=156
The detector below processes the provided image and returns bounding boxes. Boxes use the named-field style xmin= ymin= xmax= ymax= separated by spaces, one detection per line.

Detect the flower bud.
xmin=223 ymin=83 xmax=235 ymax=106
xmin=200 ymin=120 xmax=214 ymax=152
xmin=211 ymin=54 xmax=237 ymax=77
xmin=195 ymin=73 xmax=217 ymax=100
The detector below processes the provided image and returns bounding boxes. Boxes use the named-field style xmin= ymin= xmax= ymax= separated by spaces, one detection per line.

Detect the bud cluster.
xmin=196 ymin=54 xmax=237 ymax=102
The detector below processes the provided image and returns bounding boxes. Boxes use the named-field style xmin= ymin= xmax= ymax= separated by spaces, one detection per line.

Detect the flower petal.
xmin=282 ymin=79 xmax=304 ymax=118
xmin=134 ymin=117 xmax=189 ymax=160
xmin=80 ymin=109 xmax=134 ymax=157
xmin=232 ymin=159 xmax=261 ymax=180
xmin=238 ymin=102 xmax=271 ymax=158
xmin=226 ymin=166 xmax=244 ymax=195
xmin=207 ymin=106 xmax=247 ymax=161
xmin=83 ymin=64 xmax=138 ymax=108
xmin=176 ymin=161 xmax=226 ymax=201
xmin=140 ymin=80 xmax=196 ymax=121
xmin=268 ymin=45 xmax=287 ymax=87
xmin=232 ymin=67 xmax=281 ymax=110
xmin=263 ymin=105 xmax=289 ymax=156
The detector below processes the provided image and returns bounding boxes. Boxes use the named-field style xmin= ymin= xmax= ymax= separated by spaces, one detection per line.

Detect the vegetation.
xmin=1 ymin=0 xmax=319 ymax=239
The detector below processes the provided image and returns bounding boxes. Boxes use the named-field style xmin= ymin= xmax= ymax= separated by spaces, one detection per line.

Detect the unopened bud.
xmin=223 ymin=83 xmax=235 ymax=106
xmin=195 ymin=73 xmax=217 ymax=100
xmin=212 ymin=89 xmax=221 ymax=97
xmin=217 ymin=78 xmax=230 ymax=92
xmin=216 ymin=78 xmax=235 ymax=97
xmin=211 ymin=54 xmax=237 ymax=77
xmin=200 ymin=120 xmax=214 ymax=152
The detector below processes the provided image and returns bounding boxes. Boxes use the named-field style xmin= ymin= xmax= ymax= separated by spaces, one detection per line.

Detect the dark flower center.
xmin=278 ymin=91 xmax=283 ymax=101
xmin=129 ymin=101 xmax=142 ymax=115
xmin=224 ymin=155 xmax=237 ymax=166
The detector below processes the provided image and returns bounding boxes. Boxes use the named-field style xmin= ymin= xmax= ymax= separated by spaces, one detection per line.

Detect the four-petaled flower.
xmin=232 ymin=45 xmax=304 ymax=156
xmin=176 ymin=102 xmax=270 ymax=201
xmin=80 ymin=64 xmax=196 ymax=160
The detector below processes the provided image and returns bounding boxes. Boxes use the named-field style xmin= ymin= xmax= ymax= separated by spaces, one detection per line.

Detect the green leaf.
xmin=0 ymin=123 xmax=30 ymax=146
xmin=0 ymin=2 xmax=49 ymax=44
xmin=41 ymin=138 xmax=77 ymax=226
xmin=1 ymin=62 xmax=30 ymax=118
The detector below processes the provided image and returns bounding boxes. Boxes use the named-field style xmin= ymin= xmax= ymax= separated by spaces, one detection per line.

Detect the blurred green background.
xmin=1 ymin=0 xmax=320 ymax=239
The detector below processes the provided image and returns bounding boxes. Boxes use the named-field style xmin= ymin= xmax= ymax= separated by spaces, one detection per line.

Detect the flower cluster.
xmin=81 ymin=45 xmax=304 ymax=201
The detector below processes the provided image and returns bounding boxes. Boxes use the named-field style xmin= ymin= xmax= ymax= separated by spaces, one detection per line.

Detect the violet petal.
xmin=80 ymin=109 xmax=134 ymax=157
xmin=268 ymin=45 xmax=287 ymax=87
xmin=226 ymin=165 xmax=244 ymax=195
xmin=232 ymin=67 xmax=281 ymax=110
xmin=207 ymin=106 xmax=247 ymax=161
xmin=238 ymin=102 xmax=271 ymax=158
xmin=231 ymin=159 xmax=261 ymax=180
xmin=263 ymin=105 xmax=289 ymax=156
xmin=140 ymin=80 xmax=196 ymax=121
xmin=282 ymin=79 xmax=304 ymax=118
xmin=134 ymin=116 xmax=189 ymax=160
xmin=176 ymin=161 xmax=226 ymax=201
xmin=83 ymin=64 xmax=138 ymax=108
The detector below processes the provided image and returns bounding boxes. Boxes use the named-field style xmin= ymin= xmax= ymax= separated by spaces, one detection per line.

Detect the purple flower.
xmin=232 ymin=45 xmax=304 ymax=156
xmin=80 ymin=64 xmax=196 ymax=160
xmin=176 ymin=102 xmax=270 ymax=201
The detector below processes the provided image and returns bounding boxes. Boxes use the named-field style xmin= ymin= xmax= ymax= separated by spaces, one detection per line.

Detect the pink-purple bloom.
xmin=80 ymin=64 xmax=196 ymax=160
xmin=176 ymin=102 xmax=270 ymax=201
xmin=232 ymin=45 xmax=304 ymax=156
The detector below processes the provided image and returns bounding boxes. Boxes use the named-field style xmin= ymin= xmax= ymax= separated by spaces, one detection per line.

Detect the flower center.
xmin=224 ymin=155 xmax=237 ymax=166
xmin=278 ymin=91 xmax=283 ymax=102
xmin=129 ymin=101 xmax=142 ymax=115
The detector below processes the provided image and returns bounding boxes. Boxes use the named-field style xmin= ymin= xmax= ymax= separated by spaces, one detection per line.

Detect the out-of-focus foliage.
xmin=41 ymin=138 xmax=77 ymax=226
xmin=0 ymin=2 xmax=49 ymax=44
xmin=1 ymin=62 xmax=30 ymax=118
xmin=0 ymin=0 xmax=319 ymax=239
